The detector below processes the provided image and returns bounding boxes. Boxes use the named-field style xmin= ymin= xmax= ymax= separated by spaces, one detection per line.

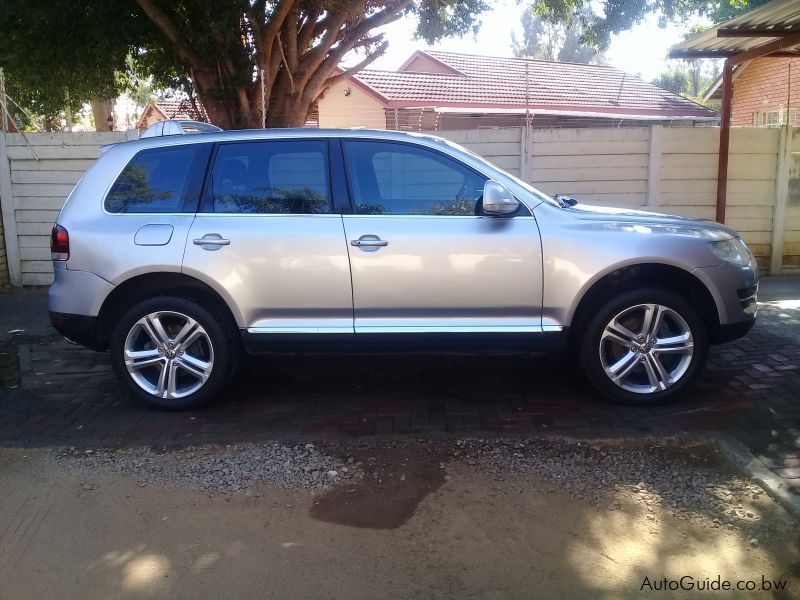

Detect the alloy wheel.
xmin=599 ymin=303 xmax=694 ymax=394
xmin=123 ymin=311 xmax=214 ymax=399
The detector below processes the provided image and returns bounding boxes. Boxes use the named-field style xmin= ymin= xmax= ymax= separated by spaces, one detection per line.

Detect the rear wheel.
xmin=579 ymin=288 xmax=708 ymax=404
xmin=111 ymin=296 xmax=237 ymax=410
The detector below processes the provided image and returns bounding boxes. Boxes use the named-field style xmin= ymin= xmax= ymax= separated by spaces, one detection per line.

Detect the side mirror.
xmin=481 ymin=180 xmax=519 ymax=215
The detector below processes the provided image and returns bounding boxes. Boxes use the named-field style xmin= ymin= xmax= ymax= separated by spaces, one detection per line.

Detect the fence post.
xmin=770 ymin=125 xmax=791 ymax=275
xmin=520 ymin=125 xmax=532 ymax=184
xmin=0 ymin=131 xmax=21 ymax=286
xmin=646 ymin=125 xmax=662 ymax=208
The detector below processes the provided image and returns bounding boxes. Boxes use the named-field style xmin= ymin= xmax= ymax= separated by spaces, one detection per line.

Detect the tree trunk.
xmin=196 ymin=79 xmax=312 ymax=129
xmin=91 ymin=99 xmax=114 ymax=131
xmin=265 ymin=95 xmax=312 ymax=128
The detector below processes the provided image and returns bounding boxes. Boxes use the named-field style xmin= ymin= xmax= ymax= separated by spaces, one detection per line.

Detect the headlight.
xmin=709 ymin=238 xmax=755 ymax=268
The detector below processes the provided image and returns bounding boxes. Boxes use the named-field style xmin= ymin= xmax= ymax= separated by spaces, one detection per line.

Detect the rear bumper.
xmin=48 ymin=268 xmax=114 ymax=317
xmin=49 ymin=312 xmax=104 ymax=351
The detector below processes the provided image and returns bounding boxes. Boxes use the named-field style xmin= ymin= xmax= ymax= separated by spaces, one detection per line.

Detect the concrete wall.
xmin=0 ymin=131 xmax=132 ymax=285
xmin=0 ymin=126 xmax=796 ymax=286
xmin=437 ymin=126 xmax=798 ymax=272
xmin=317 ymin=79 xmax=387 ymax=130
xmin=0 ymin=201 xmax=7 ymax=287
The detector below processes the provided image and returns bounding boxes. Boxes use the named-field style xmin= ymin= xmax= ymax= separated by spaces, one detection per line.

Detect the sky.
xmin=366 ymin=0 xmax=701 ymax=82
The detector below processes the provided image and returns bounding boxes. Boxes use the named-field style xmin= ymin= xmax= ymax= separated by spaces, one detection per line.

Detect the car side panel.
xmin=182 ymin=214 xmax=354 ymax=332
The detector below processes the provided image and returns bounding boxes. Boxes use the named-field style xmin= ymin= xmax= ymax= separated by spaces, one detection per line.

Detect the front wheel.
xmin=579 ymin=288 xmax=709 ymax=405
xmin=110 ymin=296 xmax=237 ymax=410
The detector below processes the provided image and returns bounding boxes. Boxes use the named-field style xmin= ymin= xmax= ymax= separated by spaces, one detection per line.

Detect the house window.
xmin=754 ymin=108 xmax=798 ymax=127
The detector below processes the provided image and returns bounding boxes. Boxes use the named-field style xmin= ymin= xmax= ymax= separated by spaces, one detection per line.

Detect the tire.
xmin=579 ymin=288 xmax=709 ymax=405
xmin=110 ymin=295 xmax=239 ymax=410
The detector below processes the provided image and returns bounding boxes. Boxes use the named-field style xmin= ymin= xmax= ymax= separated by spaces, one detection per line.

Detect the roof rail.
xmin=140 ymin=120 xmax=223 ymax=138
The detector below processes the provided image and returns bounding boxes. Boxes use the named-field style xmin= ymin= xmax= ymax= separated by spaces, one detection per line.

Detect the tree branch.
xmin=260 ymin=0 xmax=298 ymax=60
xmin=305 ymin=0 xmax=410 ymax=94
xmin=134 ymin=0 xmax=206 ymax=72
xmin=297 ymin=9 xmax=321 ymax=53
xmin=324 ymin=41 xmax=389 ymax=89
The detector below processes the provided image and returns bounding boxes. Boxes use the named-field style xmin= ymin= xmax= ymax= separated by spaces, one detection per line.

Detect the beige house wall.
xmin=317 ymin=79 xmax=387 ymax=130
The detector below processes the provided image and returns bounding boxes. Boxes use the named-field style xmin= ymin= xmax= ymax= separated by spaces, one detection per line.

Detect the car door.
xmin=182 ymin=138 xmax=353 ymax=333
xmin=340 ymin=139 xmax=543 ymax=334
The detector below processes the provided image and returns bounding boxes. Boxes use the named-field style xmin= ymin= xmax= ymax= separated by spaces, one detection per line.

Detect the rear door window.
xmin=206 ymin=140 xmax=332 ymax=214
xmin=105 ymin=144 xmax=210 ymax=213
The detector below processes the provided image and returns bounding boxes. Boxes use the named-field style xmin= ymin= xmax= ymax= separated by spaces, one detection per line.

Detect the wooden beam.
xmin=718 ymin=27 xmax=800 ymax=37
xmin=730 ymin=30 xmax=800 ymax=65
xmin=716 ymin=59 xmax=733 ymax=224
xmin=669 ymin=50 xmax=800 ymax=59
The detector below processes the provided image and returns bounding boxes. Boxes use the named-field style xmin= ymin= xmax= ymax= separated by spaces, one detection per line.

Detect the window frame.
xmin=340 ymin=138 xmax=512 ymax=218
xmin=754 ymin=107 xmax=798 ymax=128
xmin=103 ymin=142 xmax=212 ymax=215
xmin=199 ymin=138 xmax=335 ymax=215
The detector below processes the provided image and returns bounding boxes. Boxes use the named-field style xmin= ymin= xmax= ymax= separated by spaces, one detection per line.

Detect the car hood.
xmin=559 ymin=202 xmax=738 ymax=241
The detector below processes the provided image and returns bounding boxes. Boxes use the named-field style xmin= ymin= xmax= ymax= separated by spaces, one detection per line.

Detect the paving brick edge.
xmin=710 ymin=432 xmax=800 ymax=520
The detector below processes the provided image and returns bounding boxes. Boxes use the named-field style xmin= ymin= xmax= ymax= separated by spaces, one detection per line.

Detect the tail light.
xmin=51 ymin=224 xmax=69 ymax=260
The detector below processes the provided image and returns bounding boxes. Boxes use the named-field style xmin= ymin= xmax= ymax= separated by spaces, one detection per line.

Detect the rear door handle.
xmin=193 ymin=234 xmax=230 ymax=251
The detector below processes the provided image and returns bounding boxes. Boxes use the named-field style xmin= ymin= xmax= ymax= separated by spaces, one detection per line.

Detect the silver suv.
xmin=48 ymin=129 xmax=758 ymax=409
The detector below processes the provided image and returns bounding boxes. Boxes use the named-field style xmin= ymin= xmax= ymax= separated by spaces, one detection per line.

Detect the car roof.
xmin=117 ymin=128 xmax=455 ymax=152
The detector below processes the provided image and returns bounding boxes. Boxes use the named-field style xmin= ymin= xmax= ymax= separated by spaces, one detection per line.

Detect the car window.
xmin=343 ymin=141 xmax=486 ymax=216
xmin=105 ymin=144 xmax=208 ymax=213
xmin=207 ymin=140 xmax=331 ymax=214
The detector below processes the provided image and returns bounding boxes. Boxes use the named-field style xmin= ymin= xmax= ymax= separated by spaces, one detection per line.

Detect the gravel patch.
xmin=54 ymin=443 xmax=364 ymax=494
xmin=53 ymin=436 xmax=786 ymax=538
xmin=454 ymin=438 xmax=780 ymax=534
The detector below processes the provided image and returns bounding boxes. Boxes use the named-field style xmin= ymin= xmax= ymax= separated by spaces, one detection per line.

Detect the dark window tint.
xmin=343 ymin=141 xmax=486 ymax=216
xmin=208 ymin=140 xmax=331 ymax=214
xmin=105 ymin=145 xmax=208 ymax=213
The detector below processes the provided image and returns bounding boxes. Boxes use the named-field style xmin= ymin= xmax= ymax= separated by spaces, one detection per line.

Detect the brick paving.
xmin=1 ymin=277 xmax=799 ymax=493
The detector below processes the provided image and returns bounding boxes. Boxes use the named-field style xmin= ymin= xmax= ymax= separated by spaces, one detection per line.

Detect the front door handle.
xmin=350 ymin=238 xmax=388 ymax=247
xmin=193 ymin=234 xmax=230 ymax=251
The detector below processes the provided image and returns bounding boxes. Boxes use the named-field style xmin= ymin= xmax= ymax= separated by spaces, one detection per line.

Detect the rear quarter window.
xmin=105 ymin=144 xmax=210 ymax=213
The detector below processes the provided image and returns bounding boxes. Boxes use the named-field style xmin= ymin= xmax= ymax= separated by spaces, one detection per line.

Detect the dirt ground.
xmin=1 ymin=443 xmax=799 ymax=600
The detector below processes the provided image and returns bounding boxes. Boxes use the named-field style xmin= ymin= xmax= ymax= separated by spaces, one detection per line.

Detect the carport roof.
xmin=670 ymin=0 xmax=800 ymax=59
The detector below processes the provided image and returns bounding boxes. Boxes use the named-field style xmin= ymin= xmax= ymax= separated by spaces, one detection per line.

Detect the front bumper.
xmin=693 ymin=263 xmax=758 ymax=344
xmin=715 ymin=319 xmax=755 ymax=344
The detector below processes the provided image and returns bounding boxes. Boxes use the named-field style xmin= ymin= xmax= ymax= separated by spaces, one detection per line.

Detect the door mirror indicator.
xmin=481 ymin=181 xmax=519 ymax=215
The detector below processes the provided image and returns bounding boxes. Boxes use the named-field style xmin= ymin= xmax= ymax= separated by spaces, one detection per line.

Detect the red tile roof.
xmin=153 ymin=98 xmax=208 ymax=121
xmin=352 ymin=50 xmax=716 ymax=118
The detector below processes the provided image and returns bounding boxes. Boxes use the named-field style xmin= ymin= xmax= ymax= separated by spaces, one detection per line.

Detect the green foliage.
xmin=528 ymin=0 xmax=775 ymax=51
xmin=0 ymin=0 xmax=140 ymax=128
xmin=0 ymin=0 xmax=490 ymax=129
xmin=413 ymin=0 xmax=490 ymax=43
xmin=652 ymin=69 xmax=691 ymax=94
xmin=512 ymin=6 xmax=599 ymax=63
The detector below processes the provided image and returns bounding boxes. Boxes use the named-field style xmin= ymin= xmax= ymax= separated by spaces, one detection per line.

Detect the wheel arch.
xmin=567 ymin=263 xmax=721 ymax=347
xmin=97 ymin=272 xmax=242 ymax=350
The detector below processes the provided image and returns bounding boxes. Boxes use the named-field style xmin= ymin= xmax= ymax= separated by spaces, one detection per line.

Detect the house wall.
xmin=317 ymin=79 xmax=387 ymax=129
xmin=410 ymin=112 xmax=702 ymax=131
xmin=732 ymin=57 xmax=800 ymax=126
